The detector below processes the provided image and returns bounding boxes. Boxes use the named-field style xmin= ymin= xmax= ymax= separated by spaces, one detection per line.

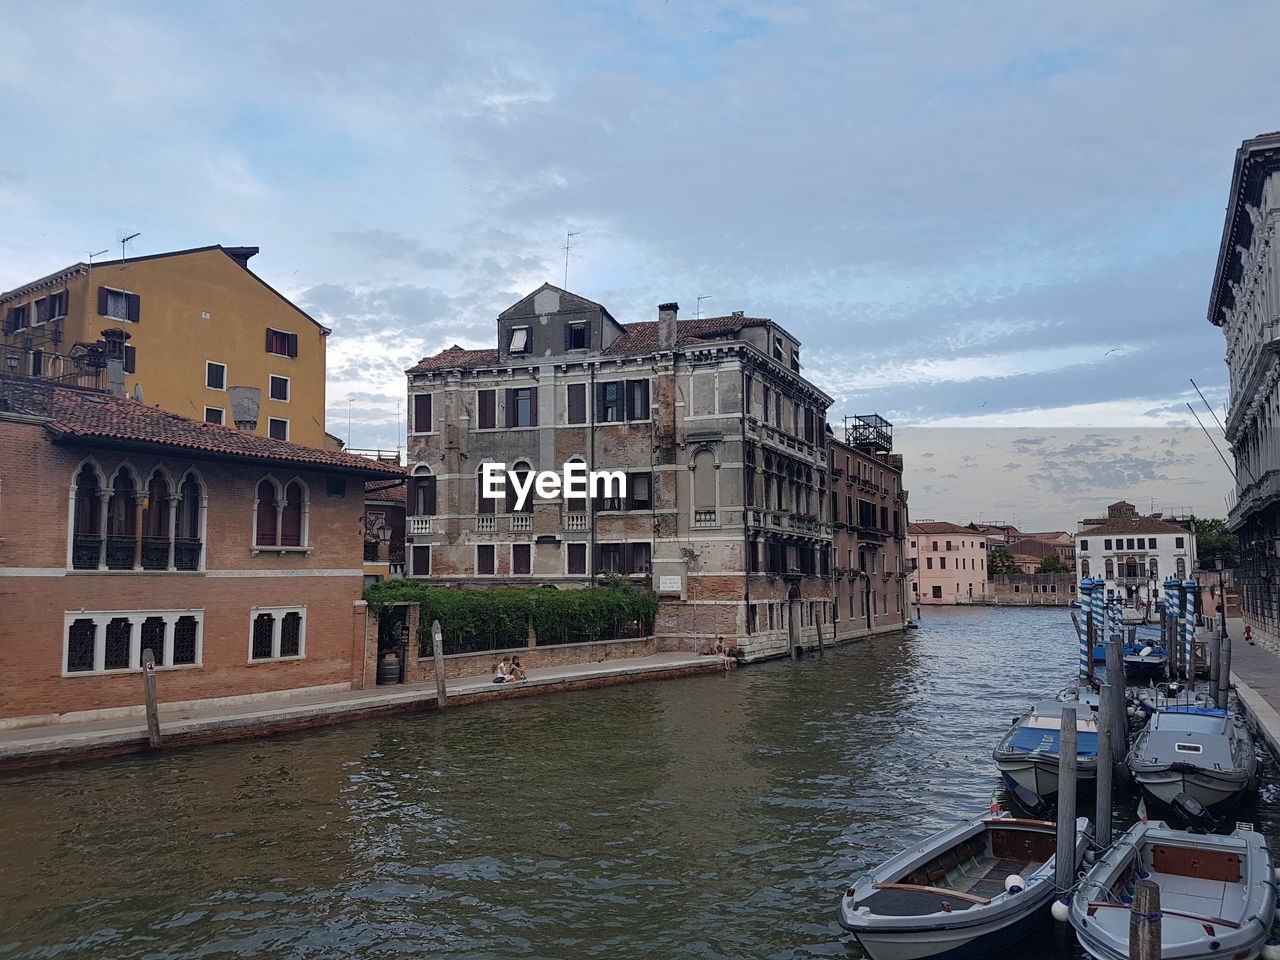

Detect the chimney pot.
xmin=658 ymin=302 xmax=679 ymax=350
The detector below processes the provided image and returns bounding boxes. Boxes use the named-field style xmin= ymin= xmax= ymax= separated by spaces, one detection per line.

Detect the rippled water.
xmin=2 ymin=607 xmax=1278 ymax=959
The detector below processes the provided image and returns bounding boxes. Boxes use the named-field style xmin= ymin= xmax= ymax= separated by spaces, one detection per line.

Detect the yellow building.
xmin=0 ymin=245 xmax=329 ymax=447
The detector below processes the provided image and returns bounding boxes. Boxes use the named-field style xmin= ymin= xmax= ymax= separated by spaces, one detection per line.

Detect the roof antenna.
xmin=696 ymin=295 xmax=712 ymax=319
xmin=118 ymin=231 xmax=141 ymax=265
xmin=562 ymin=230 xmax=580 ymax=287
xmin=86 ymin=248 xmax=109 ymax=269
xmin=1186 ymin=402 xmax=1241 ymax=484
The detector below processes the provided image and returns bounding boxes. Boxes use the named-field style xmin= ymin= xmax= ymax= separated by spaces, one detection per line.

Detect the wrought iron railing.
xmin=105 ymin=537 xmax=135 ymax=570
xmin=174 ymin=539 xmax=201 ymax=571
xmin=141 ymin=538 xmax=170 ymax=570
xmin=72 ymin=536 xmax=101 ymax=570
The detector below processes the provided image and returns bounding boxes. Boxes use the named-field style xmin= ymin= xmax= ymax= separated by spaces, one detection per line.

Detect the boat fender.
xmin=1273 ymin=867 xmax=1280 ymax=883
xmin=1139 ymin=646 xmax=1153 ymax=658
xmin=1004 ymin=874 xmax=1025 ymax=894
xmin=1082 ymin=848 xmax=1096 ymax=864
xmin=1126 ymin=705 xmax=1137 ymax=716
xmin=1261 ymin=941 xmax=1280 ymax=960
xmin=857 ymin=906 xmax=871 ymax=916
xmin=1050 ymin=898 xmax=1070 ymax=922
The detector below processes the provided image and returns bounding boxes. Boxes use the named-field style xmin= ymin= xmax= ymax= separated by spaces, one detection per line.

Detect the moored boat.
xmin=839 ymin=812 xmax=1090 ymax=960
xmin=1126 ymin=706 xmax=1258 ymax=811
xmin=1069 ymin=820 xmax=1274 ymax=960
xmin=993 ymin=699 xmax=1099 ymax=800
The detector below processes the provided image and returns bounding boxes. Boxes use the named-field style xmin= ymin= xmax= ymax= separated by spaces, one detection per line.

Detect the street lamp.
xmin=5 ymin=355 xmax=18 ymax=372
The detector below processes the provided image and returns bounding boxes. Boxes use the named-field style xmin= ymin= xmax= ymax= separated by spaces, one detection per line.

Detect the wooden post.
xmin=1129 ymin=878 xmax=1161 ymax=960
xmin=1105 ymin=637 xmax=1126 ymax=754
xmin=431 ymin=619 xmax=447 ymax=710
xmin=1210 ymin=623 xmax=1222 ymax=691
xmin=1127 ymin=626 xmax=1136 ymax=644
xmin=141 ymin=648 xmax=161 ymax=748
xmin=1096 ymin=682 xmax=1114 ymax=850
xmin=1217 ymin=629 xmax=1231 ymax=710
xmin=1055 ymin=705 xmax=1078 ymax=891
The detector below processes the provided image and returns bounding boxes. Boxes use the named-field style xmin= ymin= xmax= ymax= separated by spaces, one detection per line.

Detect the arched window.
xmin=72 ymin=463 xmax=103 ymax=570
xmin=410 ymin=466 xmax=436 ymax=516
xmin=255 ymin=479 xmax=279 ymax=546
xmin=106 ymin=467 xmax=138 ymax=570
xmin=141 ymin=470 xmax=172 ymax=570
xmin=1149 ymin=558 xmax=1158 ymax=578
xmin=506 ymin=461 xmax=532 ymax=513
xmin=1081 ymin=559 xmax=1090 ymax=577
xmin=254 ymin=477 xmax=308 ymax=550
xmin=1104 ymin=559 xmax=1114 ymax=579
xmin=280 ymin=481 xmax=304 ymax=546
xmin=175 ymin=474 xmax=204 ymax=570
xmin=476 ymin=465 xmax=497 ymax=515
xmin=1176 ymin=557 xmax=1186 ymax=578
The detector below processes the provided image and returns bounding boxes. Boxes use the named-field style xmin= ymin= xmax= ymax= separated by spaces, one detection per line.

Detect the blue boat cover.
xmin=1008 ymin=725 xmax=1099 ymax=758
xmin=1161 ymin=705 xmax=1227 ymax=717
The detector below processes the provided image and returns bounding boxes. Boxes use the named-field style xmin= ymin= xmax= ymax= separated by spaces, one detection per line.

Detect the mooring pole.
xmin=1096 ymin=682 xmax=1114 ymax=850
xmin=1105 ymin=636 xmax=1126 ymax=754
xmin=141 ymin=648 xmax=161 ymax=749
xmin=1055 ymin=704 xmax=1079 ymax=892
xmin=431 ymin=619 xmax=447 ymax=710
xmin=1217 ymin=628 xmax=1232 ymax=711
xmin=1130 ymin=878 xmax=1162 ymax=960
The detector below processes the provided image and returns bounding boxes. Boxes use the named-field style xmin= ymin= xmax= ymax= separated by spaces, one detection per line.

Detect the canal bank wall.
xmin=1225 ymin=616 xmax=1280 ymax=761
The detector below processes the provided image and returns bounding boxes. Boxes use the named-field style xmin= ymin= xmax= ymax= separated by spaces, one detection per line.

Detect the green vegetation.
xmin=1194 ymin=517 xmax=1237 ymax=567
xmin=1036 ymin=554 xmax=1071 ymax=574
xmin=987 ymin=545 xmax=1020 ymax=575
xmin=363 ymin=579 xmax=658 ymax=656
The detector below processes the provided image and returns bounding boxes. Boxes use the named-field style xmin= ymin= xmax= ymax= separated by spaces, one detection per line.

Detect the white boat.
xmin=838 ymin=812 xmax=1090 ymax=960
xmin=1126 ymin=706 xmax=1258 ymax=811
xmin=1069 ymin=820 xmax=1275 ymax=960
xmin=992 ymin=698 xmax=1099 ymax=800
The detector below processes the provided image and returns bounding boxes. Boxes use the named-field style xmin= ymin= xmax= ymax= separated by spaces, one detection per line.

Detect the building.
xmin=908 ymin=522 xmax=990 ymax=604
xmin=1074 ymin=501 xmax=1197 ymax=611
xmin=363 ymin=472 xmax=407 ymax=585
xmin=989 ymin=573 xmax=1075 ymax=605
xmin=0 ymin=245 xmax=330 ymax=447
xmin=829 ymin=417 xmax=910 ymax=639
xmin=0 ymin=375 xmax=399 ymax=724
xmin=1208 ymin=131 xmax=1280 ymax=645
xmin=403 ymin=284 xmax=835 ymax=661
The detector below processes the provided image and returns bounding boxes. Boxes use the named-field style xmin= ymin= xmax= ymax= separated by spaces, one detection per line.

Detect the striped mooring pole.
xmin=1079 ymin=577 xmax=1095 ymax=679
xmin=1183 ymin=579 xmax=1197 ymax=682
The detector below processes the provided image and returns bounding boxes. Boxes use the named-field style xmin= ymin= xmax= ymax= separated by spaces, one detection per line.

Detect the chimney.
xmin=228 ymin=385 xmax=262 ymax=432
xmin=658 ymin=302 xmax=679 ymax=350
xmin=99 ymin=328 xmax=130 ymax=396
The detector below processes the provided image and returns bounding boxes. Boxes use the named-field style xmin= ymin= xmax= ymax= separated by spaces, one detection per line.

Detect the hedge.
xmin=363 ymin=580 xmax=658 ymax=657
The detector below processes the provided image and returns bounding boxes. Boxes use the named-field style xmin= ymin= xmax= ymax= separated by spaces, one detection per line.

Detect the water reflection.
xmin=1 ymin=607 xmax=1277 ymax=959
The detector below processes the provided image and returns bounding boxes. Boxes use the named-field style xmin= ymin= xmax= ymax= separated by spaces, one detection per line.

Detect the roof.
xmin=1208 ymin=131 xmax=1280 ymax=326
xmin=10 ymin=383 xmax=402 ymax=476
xmin=908 ymin=521 xmax=983 ymax=536
xmin=365 ymin=477 xmax=407 ymax=503
xmin=1077 ymin=516 xmax=1192 ymax=537
xmin=408 ymin=345 xmax=501 ymax=373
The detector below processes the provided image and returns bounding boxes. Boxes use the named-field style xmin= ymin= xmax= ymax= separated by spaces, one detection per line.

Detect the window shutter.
xmin=125 ymin=292 xmax=140 ymax=323
xmin=123 ymin=345 xmax=136 ymax=374
xmin=423 ymin=476 xmax=437 ymax=515
xmin=505 ymin=389 xmax=515 ymax=428
xmin=98 ymin=287 xmax=110 ymax=316
xmin=265 ymin=329 xmax=274 ymax=352
xmin=287 ymin=332 xmax=298 ymax=358
xmin=280 ymin=483 xmax=303 ymax=546
xmin=567 ymin=383 xmax=585 ymax=424
xmin=478 ymin=389 xmax=495 ymax=429
xmin=564 ymin=324 xmax=573 ymax=351
xmin=412 ymin=545 xmax=431 ymax=576
xmin=529 ymin=387 xmax=538 ymax=427
xmin=255 ymin=481 xmax=277 ymax=546
xmin=413 ymin=394 xmax=432 ymax=433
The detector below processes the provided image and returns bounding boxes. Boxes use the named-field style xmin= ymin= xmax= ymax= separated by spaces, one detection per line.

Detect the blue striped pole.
xmin=1184 ymin=579 xmax=1197 ymax=681
xmin=1079 ymin=577 xmax=1093 ymax=678
xmin=1164 ymin=578 xmax=1181 ymax=673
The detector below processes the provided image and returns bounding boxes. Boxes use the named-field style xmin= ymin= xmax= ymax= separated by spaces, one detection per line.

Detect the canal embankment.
xmin=1225 ymin=615 xmax=1280 ymax=759
xmin=0 ymin=652 xmax=729 ymax=772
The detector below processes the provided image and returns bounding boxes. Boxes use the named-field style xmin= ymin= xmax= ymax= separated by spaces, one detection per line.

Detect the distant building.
xmin=1075 ymin=501 xmax=1197 ymax=610
xmin=0 ymin=245 xmax=330 ymax=447
xmin=829 ymin=418 xmax=909 ymax=639
xmin=990 ymin=573 xmax=1075 ymax=606
xmin=908 ymin=522 xmax=990 ymax=604
xmin=1207 ymin=131 xmax=1280 ymax=646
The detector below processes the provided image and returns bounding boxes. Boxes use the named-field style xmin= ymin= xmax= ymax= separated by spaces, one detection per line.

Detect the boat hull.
xmin=1131 ymin=765 xmax=1251 ymax=810
xmin=850 ymin=906 xmax=1048 ymax=960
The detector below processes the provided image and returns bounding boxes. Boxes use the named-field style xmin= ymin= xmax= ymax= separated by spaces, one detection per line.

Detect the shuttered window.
xmin=506 ymin=387 xmax=536 ymax=427
xmin=412 ymin=393 xmax=433 ymax=433
xmin=477 ymin=544 xmax=495 ymax=575
xmin=412 ymin=475 xmax=437 ymax=515
xmin=477 ymin=389 xmax=496 ymax=429
xmin=625 ymin=379 xmax=649 ymax=420
xmin=567 ymin=543 xmax=587 ymax=574
xmin=280 ymin=482 xmax=303 ymax=546
xmin=255 ymin=480 xmax=278 ymax=546
xmin=566 ymin=383 xmax=586 ymax=424
xmin=513 ymin=543 xmax=531 ymax=575
xmin=98 ymin=287 xmax=139 ymax=322
xmin=265 ymin=328 xmax=298 ymax=357
xmin=412 ymin=545 xmax=431 ymax=576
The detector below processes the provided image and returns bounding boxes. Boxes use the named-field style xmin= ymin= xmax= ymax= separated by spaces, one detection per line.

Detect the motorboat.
xmin=1121 ymin=643 xmax=1169 ymax=682
xmin=1069 ymin=819 xmax=1274 ymax=960
xmin=839 ymin=812 xmax=1090 ymax=960
xmin=1126 ymin=706 xmax=1258 ymax=811
xmin=993 ymin=698 xmax=1099 ymax=800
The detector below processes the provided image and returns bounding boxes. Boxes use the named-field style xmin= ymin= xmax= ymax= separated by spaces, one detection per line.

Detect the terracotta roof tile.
xmin=29 ymin=386 xmax=402 ymax=476
xmin=365 ymin=478 xmax=407 ymax=502
xmin=408 ymin=345 xmax=500 ymax=373
xmin=1078 ymin=517 xmax=1191 ymax=537
xmin=908 ymin=521 xmax=982 ymax=536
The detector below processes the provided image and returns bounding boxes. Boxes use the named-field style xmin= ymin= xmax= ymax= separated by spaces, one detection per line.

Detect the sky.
xmin=1 ymin=0 xmax=1273 ymax=528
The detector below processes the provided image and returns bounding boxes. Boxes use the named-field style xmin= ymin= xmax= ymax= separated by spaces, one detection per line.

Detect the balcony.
xmin=174 ymin=539 xmax=201 ymax=571
xmin=142 ymin=538 xmax=170 ymax=570
xmin=511 ymin=514 xmax=532 ymax=532
xmin=407 ymin=516 xmax=442 ymax=536
xmin=565 ymin=513 xmax=589 ymax=532
xmin=72 ymin=536 xmax=101 ymax=570
xmin=105 ymin=537 xmax=135 ymax=570
xmin=475 ymin=516 xmax=496 ymax=533
xmin=693 ymin=509 xmax=717 ymax=528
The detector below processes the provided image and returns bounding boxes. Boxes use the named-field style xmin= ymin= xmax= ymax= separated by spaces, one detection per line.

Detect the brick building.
xmin=829 ymin=417 xmax=910 ymax=639
xmin=908 ymin=521 xmax=991 ymax=604
xmin=403 ymin=284 xmax=834 ymax=661
xmin=0 ymin=376 xmax=400 ymax=724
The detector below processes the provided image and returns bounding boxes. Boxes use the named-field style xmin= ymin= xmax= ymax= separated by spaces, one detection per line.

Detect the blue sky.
xmin=1 ymin=0 xmax=1271 ymax=526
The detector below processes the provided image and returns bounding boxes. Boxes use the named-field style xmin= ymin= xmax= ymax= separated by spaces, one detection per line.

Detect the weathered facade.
xmin=1208 ymin=131 xmax=1280 ymax=645
xmin=404 ymin=284 xmax=834 ymax=660
xmin=989 ymin=573 xmax=1075 ymax=606
xmin=829 ymin=419 xmax=910 ymax=639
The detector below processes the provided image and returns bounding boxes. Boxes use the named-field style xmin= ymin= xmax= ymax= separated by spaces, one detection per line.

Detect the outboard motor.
xmin=1170 ymin=792 xmax=1217 ymax=834
xmin=1010 ymin=783 xmax=1050 ymax=818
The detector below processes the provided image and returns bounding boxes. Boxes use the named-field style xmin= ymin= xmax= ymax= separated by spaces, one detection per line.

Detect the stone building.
xmin=1208 ymin=131 xmax=1280 ymax=645
xmin=829 ymin=417 xmax=910 ymax=639
xmin=907 ymin=522 xmax=991 ymax=604
xmin=403 ymin=284 xmax=834 ymax=661
xmin=1075 ymin=501 xmax=1197 ymax=613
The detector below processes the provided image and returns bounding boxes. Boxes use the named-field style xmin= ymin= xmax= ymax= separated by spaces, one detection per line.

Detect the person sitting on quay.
xmin=509 ymin=656 xmax=528 ymax=681
xmin=492 ymin=657 xmax=514 ymax=683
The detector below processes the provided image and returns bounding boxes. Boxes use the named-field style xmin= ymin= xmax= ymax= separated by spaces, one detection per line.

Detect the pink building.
xmin=908 ymin=522 xmax=990 ymax=604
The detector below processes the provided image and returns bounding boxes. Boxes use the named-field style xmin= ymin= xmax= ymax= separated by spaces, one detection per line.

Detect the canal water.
xmin=3 ymin=607 xmax=1278 ymax=959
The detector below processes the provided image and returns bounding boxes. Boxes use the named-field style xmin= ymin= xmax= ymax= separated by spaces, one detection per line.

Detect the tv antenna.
xmin=118 ymin=231 xmax=141 ymax=264
xmin=696 ymin=295 xmax=712 ymax=319
xmin=562 ymin=230 xmax=580 ymax=287
xmin=86 ymin=248 xmax=109 ymax=269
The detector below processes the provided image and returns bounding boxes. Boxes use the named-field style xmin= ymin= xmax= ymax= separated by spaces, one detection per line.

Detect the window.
xmin=249 ymin=608 xmax=306 ymax=661
xmin=411 ymin=545 xmax=431 ymax=577
xmin=505 ymin=462 xmax=533 ymax=513
xmin=1079 ymin=539 xmax=1089 ymax=551
xmin=939 ymin=557 xmax=946 ymax=569
xmin=477 ymin=544 xmax=496 ymax=575
xmin=1014 ymin=584 xmax=1021 ymax=593
xmin=1175 ymin=536 xmax=1185 ymax=548
xmin=1081 ymin=559 xmax=1090 ymax=576
xmin=598 ymin=381 xmax=624 ymax=422
xmin=1126 ymin=538 xmax=1135 ymax=550
xmin=123 ymin=345 xmax=136 ymax=375
xmin=99 ymin=287 xmax=140 ymax=322
xmin=65 ymin=610 xmax=203 ymax=674
xmin=594 ymin=541 xmax=651 ymax=575
xmin=628 ymin=473 xmax=653 ymax=510
xmin=926 ymin=557 xmax=933 ymax=569
xmin=205 ymin=361 xmax=226 ymax=390
xmin=269 ymin=375 xmax=290 ymax=402
xmin=507 ymin=387 xmax=536 ymax=427
xmin=1148 ymin=538 xmax=1157 ymax=549
xmin=4 ymin=304 xmax=28 ymax=333
xmin=205 ymin=407 xmax=225 ymax=425
xmin=29 ymin=349 xmax=43 ymax=377
xmin=268 ymin=418 xmax=289 ymax=441
xmin=477 ymin=468 xmax=498 ymax=514
xmin=265 ymin=328 xmax=298 ymax=357
xmin=412 ymin=394 xmax=433 ymax=433
xmin=508 ymin=326 xmax=530 ymax=353
xmin=567 ymin=542 xmax=587 ymax=575
xmin=477 ymin=389 xmax=496 ymax=429
xmin=1176 ymin=557 xmax=1186 ymax=577
xmin=513 ymin=543 xmax=531 ymax=575
xmin=931 ymin=586 xmax=942 ymax=599
xmin=1104 ymin=539 xmax=1113 ymax=550
xmin=410 ymin=472 xmax=436 ymax=515
xmin=566 ymin=383 xmax=587 ymax=424
xmin=566 ymin=323 xmax=589 ymax=350
xmin=254 ymin=477 xmax=308 ymax=550
xmin=772 ymin=337 xmax=783 ymax=361
xmin=626 ymin=379 xmax=650 ymax=420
